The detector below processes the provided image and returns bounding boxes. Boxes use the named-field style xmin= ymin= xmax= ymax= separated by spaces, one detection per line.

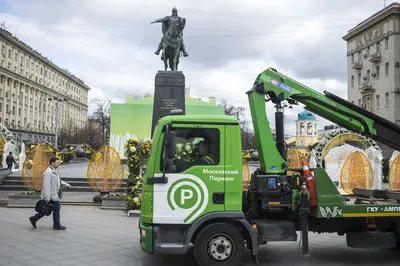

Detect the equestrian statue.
xmin=151 ymin=7 xmax=188 ymax=71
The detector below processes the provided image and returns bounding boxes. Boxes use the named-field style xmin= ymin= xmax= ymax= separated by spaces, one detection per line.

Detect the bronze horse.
xmin=160 ymin=18 xmax=186 ymax=71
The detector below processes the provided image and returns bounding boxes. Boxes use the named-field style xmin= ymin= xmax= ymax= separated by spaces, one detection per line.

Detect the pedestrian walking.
xmin=6 ymin=151 xmax=16 ymax=170
xmin=382 ymin=160 xmax=389 ymax=183
xmin=29 ymin=157 xmax=71 ymax=230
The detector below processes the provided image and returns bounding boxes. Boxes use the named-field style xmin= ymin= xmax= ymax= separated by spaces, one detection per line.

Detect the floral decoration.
xmin=124 ymin=138 xmax=152 ymax=211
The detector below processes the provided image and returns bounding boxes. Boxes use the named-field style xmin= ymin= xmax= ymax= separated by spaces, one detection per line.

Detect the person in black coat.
xmin=382 ymin=161 xmax=389 ymax=183
xmin=6 ymin=151 xmax=16 ymax=171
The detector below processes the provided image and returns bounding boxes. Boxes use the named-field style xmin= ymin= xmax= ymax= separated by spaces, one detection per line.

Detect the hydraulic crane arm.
xmin=247 ymin=67 xmax=400 ymax=174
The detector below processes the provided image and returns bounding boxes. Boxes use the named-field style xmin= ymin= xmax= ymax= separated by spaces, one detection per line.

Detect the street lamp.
xmin=48 ymin=96 xmax=67 ymax=149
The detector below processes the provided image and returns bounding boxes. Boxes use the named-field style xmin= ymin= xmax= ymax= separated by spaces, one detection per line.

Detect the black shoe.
xmin=53 ymin=225 xmax=66 ymax=230
xmin=29 ymin=217 xmax=36 ymax=229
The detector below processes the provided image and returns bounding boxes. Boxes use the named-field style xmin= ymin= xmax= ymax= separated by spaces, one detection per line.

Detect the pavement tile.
xmin=0 ymin=205 xmax=399 ymax=266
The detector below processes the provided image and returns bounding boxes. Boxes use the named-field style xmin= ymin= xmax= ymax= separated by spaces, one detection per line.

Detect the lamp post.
xmin=48 ymin=96 xmax=67 ymax=149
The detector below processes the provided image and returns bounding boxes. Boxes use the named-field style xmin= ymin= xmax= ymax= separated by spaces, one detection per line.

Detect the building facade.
xmin=343 ymin=3 xmax=400 ymax=156
xmin=343 ymin=3 xmax=400 ymax=123
xmin=0 ymin=29 xmax=90 ymax=148
xmin=295 ymin=110 xmax=318 ymax=147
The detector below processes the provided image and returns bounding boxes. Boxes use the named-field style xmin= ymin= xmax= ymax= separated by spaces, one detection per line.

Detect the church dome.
xmin=298 ymin=110 xmax=316 ymax=120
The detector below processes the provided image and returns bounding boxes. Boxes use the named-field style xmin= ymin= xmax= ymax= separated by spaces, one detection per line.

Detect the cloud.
xmin=0 ymin=0 xmax=387 ymax=133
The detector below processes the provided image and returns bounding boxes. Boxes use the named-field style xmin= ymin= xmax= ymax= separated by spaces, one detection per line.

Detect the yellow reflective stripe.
xmin=343 ymin=213 xmax=400 ymax=217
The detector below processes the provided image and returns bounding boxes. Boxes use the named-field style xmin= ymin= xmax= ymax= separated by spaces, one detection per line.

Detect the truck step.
xmin=250 ymin=219 xmax=297 ymax=242
xmin=346 ymin=231 xmax=397 ymax=249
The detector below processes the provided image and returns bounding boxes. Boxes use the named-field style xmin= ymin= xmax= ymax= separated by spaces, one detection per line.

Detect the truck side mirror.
xmin=166 ymin=131 xmax=176 ymax=159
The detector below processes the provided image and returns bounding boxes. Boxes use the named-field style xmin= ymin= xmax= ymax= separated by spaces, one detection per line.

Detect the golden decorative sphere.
xmin=388 ymin=155 xmax=400 ymax=191
xmin=242 ymin=158 xmax=250 ymax=191
xmin=287 ymin=149 xmax=308 ymax=176
xmin=340 ymin=151 xmax=374 ymax=194
xmin=21 ymin=144 xmax=54 ymax=191
xmin=87 ymin=145 xmax=124 ymax=193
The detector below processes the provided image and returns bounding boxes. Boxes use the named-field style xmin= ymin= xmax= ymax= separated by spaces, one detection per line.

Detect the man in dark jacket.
xmin=6 ymin=152 xmax=16 ymax=171
xmin=382 ymin=161 xmax=389 ymax=183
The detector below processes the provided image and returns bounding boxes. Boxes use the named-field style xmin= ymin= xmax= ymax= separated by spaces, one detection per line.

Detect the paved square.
xmin=0 ymin=206 xmax=398 ymax=266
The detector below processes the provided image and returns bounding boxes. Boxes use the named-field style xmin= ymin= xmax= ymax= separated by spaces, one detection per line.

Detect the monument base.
xmin=151 ymin=71 xmax=186 ymax=137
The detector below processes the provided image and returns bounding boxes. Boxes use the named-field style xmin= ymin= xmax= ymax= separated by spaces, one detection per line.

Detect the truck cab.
xmin=139 ymin=114 xmax=249 ymax=257
xmin=139 ymin=67 xmax=400 ymax=266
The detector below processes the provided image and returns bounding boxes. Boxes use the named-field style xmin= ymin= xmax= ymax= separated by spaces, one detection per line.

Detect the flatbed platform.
xmin=316 ymin=188 xmax=400 ymax=218
xmin=343 ymin=195 xmax=400 ymax=206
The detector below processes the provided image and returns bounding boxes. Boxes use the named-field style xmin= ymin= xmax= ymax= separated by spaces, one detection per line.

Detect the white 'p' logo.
xmin=181 ymin=189 xmax=193 ymax=205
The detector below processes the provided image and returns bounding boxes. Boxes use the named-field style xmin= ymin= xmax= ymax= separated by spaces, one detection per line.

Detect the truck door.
xmin=152 ymin=124 xmax=226 ymax=225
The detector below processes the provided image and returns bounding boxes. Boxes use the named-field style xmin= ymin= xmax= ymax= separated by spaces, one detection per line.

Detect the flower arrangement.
xmin=124 ymin=138 xmax=152 ymax=211
xmin=174 ymin=143 xmax=193 ymax=160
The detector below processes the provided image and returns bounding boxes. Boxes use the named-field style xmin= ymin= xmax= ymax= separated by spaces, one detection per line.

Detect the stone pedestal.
xmin=151 ymin=71 xmax=185 ymax=137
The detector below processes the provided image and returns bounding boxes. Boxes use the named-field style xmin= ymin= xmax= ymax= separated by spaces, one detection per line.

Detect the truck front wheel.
xmin=194 ymin=223 xmax=245 ymax=266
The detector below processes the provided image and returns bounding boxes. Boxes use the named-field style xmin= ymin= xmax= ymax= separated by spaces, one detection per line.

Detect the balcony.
xmin=359 ymin=81 xmax=375 ymax=93
xmin=352 ymin=60 xmax=362 ymax=69
xmin=369 ymin=52 xmax=381 ymax=62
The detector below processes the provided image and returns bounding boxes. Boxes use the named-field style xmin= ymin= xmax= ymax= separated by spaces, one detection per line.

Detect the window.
xmin=366 ymin=96 xmax=371 ymax=111
xmin=376 ymin=94 xmax=380 ymax=108
xmin=376 ymin=65 xmax=380 ymax=79
xmin=367 ymin=46 xmax=370 ymax=56
xmin=307 ymin=122 xmax=313 ymax=135
xmin=351 ymin=54 xmax=354 ymax=63
xmin=386 ymin=92 xmax=390 ymax=106
xmin=376 ymin=41 xmax=380 ymax=53
xmin=299 ymin=122 xmax=304 ymax=135
xmin=385 ymin=37 xmax=389 ymax=49
xmin=351 ymin=75 xmax=354 ymax=88
xmin=385 ymin=62 xmax=389 ymax=76
xmin=162 ymin=127 xmax=220 ymax=173
xmin=358 ymin=73 xmax=361 ymax=85
xmin=367 ymin=69 xmax=370 ymax=81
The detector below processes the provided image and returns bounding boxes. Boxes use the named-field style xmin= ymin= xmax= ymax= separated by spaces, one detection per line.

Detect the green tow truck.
xmin=139 ymin=67 xmax=400 ymax=266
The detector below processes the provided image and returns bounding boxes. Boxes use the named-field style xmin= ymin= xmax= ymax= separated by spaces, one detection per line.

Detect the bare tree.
xmin=90 ymin=97 xmax=111 ymax=145
xmin=218 ymin=99 xmax=256 ymax=150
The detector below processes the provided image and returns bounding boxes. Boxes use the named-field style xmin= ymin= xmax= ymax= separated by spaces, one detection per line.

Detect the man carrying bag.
xmin=29 ymin=157 xmax=71 ymax=230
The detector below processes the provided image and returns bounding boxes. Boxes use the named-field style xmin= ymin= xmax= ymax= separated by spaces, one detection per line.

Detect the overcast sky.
xmin=0 ymin=0 xmax=389 ymax=137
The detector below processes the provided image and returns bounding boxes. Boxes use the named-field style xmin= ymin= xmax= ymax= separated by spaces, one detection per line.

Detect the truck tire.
xmin=347 ymin=231 xmax=396 ymax=249
xmin=194 ymin=223 xmax=245 ymax=266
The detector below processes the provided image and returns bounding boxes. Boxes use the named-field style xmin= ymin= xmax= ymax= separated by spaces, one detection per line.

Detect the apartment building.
xmin=343 ymin=3 xmax=400 ymax=156
xmin=0 ymin=28 xmax=90 ymax=148
xmin=343 ymin=2 xmax=400 ymax=123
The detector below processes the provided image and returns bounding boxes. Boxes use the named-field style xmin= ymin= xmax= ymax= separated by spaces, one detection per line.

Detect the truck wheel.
xmin=194 ymin=223 xmax=244 ymax=266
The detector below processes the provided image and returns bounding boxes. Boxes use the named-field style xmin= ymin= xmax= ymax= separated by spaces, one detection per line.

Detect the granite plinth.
xmin=151 ymin=71 xmax=185 ymax=137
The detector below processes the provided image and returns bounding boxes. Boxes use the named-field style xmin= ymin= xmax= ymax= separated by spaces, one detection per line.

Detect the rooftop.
xmin=0 ymin=28 xmax=90 ymax=90
xmin=343 ymin=2 xmax=400 ymax=40
xmin=297 ymin=110 xmax=316 ymax=121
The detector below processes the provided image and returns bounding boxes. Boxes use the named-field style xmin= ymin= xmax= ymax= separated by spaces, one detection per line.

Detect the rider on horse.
xmin=151 ymin=7 xmax=189 ymax=57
